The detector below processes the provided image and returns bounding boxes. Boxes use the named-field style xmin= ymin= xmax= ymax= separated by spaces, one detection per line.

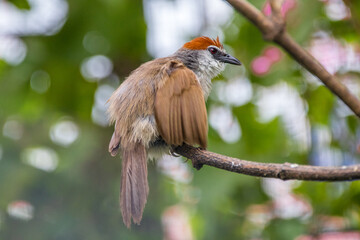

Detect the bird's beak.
xmin=217 ymin=53 xmax=242 ymax=65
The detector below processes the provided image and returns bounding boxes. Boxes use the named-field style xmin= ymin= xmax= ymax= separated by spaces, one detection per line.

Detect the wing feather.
xmin=155 ymin=62 xmax=208 ymax=148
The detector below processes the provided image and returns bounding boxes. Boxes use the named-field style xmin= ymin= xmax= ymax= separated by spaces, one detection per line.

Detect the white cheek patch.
xmin=198 ymin=51 xmax=225 ymax=78
xmin=195 ymin=50 xmax=225 ymax=98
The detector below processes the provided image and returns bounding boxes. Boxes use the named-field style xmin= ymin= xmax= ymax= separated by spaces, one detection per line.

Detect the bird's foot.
xmin=169 ymin=146 xmax=180 ymax=157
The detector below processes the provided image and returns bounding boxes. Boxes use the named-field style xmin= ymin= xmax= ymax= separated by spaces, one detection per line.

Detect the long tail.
xmin=120 ymin=141 xmax=149 ymax=228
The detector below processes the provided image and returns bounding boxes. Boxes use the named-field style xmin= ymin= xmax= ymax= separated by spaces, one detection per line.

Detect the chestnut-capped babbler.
xmin=107 ymin=36 xmax=241 ymax=228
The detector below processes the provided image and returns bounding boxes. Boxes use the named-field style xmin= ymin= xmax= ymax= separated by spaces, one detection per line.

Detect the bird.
xmin=107 ymin=36 xmax=241 ymax=228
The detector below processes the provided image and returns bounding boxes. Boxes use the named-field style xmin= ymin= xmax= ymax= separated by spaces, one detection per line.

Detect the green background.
xmin=1 ymin=0 xmax=360 ymax=239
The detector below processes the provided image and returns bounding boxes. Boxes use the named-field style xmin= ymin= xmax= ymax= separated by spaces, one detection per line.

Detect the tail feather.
xmin=120 ymin=142 xmax=149 ymax=228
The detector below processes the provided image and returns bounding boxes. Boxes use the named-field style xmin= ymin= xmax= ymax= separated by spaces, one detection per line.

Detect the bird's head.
xmin=182 ymin=36 xmax=241 ymax=66
xmin=176 ymin=36 xmax=241 ymax=80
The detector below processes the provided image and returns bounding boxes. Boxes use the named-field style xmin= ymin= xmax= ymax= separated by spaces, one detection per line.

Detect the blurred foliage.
xmin=7 ymin=0 xmax=30 ymax=10
xmin=0 ymin=0 xmax=360 ymax=239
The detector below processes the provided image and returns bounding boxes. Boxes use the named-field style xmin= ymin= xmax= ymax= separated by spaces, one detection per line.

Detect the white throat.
xmin=194 ymin=51 xmax=225 ymax=99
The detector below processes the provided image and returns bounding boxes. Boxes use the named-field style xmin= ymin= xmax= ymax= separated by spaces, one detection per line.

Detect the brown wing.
xmin=154 ymin=62 xmax=208 ymax=148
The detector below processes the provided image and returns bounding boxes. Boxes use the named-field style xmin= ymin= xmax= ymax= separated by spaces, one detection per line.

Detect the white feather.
xmin=194 ymin=47 xmax=225 ymax=99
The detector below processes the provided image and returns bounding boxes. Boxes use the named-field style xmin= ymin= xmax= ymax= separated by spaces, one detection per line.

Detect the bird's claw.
xmin=169 ymin=147 xmax=180 ymax=157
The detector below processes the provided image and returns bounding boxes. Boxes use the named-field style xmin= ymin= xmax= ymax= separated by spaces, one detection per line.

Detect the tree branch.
xmin=173 ymin=1 xmax=360 ymax=182
xmin=226 ymin=0 xmax=360 ymax=117
xmin=175 ymin=145 xmax=360 ymax=181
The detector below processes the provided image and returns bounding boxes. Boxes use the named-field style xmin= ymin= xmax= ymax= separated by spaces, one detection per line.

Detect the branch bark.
xmin=175 ymin=145 xmax=360 ymax=181
xmin=226 ymin=0 xmax=360 ymax=117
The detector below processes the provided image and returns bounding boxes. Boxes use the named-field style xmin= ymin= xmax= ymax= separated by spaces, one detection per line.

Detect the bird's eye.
xmin=209 ymin=47 xmax=217 ymax=54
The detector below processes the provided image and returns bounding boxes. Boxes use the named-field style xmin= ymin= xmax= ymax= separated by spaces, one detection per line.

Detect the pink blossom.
xmin=264 ymin=46 xmax=282 ymax=62
xmin=251 ymin=56 xmax=272 ymax=75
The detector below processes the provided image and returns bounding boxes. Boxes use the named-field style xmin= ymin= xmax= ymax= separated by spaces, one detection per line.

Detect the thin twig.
xmin=226 ymin=0 xmax=360 ymax=117
xmin=175 ymin=145 xmax=360 ymax=181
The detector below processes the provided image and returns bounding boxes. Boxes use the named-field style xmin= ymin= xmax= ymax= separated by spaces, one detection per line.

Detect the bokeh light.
xmin=251 ymin=56 xmax=272 ymax=75
xmin=30 ymin=70 xmax=51 ymax=94
xmin=81 ymin=55 xmax=113 ymax=81
xmin=91 ymin=84 xmax=115 ymax=126
xmin=0 ymin=36 xmax=27 ymax=65
xmin=157 ymin=155 xmax=193 ymax=184
xmin=310 ymin=125 xmax=346 ymax=167
xmin=308 ymin=31 xmax=360 ymax=77
xmin=83 ymin=31 xmax=110 ymax=54
xmin=251 ymin=47 xmax=283 ymax=75
xmin=262 ymin=178 xmax=312 ymax=219
xmin=264 ymin=47 xmax=282 ymax=63
xmin=144 ymin=0 xmax=233 ymax=57
xmin=50 ymin=119 xmax=79 ymax=147
xmin=0 ymin=0 xmax=68 ymax=65
xmin=2 ymin=118 xmax=24 ymax=141
xmin=162 ymin=205 xmax=193 ymax=240
xmin=209 ymin=106 xmax=241 ymax=143
xmin=0 ymin=0 xmax=68 ymax=36
xmin=325 ymin=0 xmax=350 ymax=21
xmin=22 ymin=147 xmax=59 ymax=172
xmin=7 ymin=201 xmax=34 ymax=221
xmin=255 ymin=83 xmax=310 ymax=152
xmin=213 ymin=77 xmax=253 ymax=106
